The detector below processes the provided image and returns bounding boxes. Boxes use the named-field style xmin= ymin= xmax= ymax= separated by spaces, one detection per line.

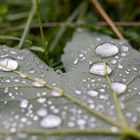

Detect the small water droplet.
xmin=68 ymin=122 xmax=75 ymax=127
xmin=117 ymin=64 xmax=123 ymax=69
xmin=20 ymin=99 xmax=29 ymax=109
xmin=33 ymin=78 xmax=46 ymax=87
xmin=111 ymin=60 xmax=117 ymax=65
xmin=37 ymin=108 xmax=47 ymax=117
xmin=40 ymin=115 xmax=62 ymax=128
xmin=111 ymin=82 xmax=127 ymax=94
xmin=110 ymin=126 xmax=118 ymax=132
xmin=99 ymin=95 xmax=108 ymax=100
xmin=87 ymin=90 xmax=98 ymax=97
xmin=121 ymin=45 xmax=129 ymax=52
xmin=90 ymin=62 xmax=112 ymax=76
xmin=0 ymin=58 xmax=18 ymax=71
xmin=95 ymin=42 xmax=119 ymax=58
xmin=121 ymin=53 xmax=126 ymax=57
xmin=99 ymin=88 xmax=105 ymax=93
xmin=73 ymin=58 xmax=79 ymax=64
xmin=37 ymin=98 xmax=46 ymax=103
xmin=75 ymin=90 xmax=82 ymax=95
xmin=51 ymin=90 xmax=62 ymax=97
xmin=4 ymin=87 xmax=9 ymax=93
xmin=77 ymin=119 xmax=86 ymax=126
xmin=96 ymin=38 xmax=101 ymax=42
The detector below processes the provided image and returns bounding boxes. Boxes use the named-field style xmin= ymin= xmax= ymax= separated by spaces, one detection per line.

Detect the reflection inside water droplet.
xmin=89 ymin=62 xmax=112 ymax=76
xmin=95 ymin=42 xmax=119 ymax=58
xmin=0 ymin=58 xmax=18 ymax=71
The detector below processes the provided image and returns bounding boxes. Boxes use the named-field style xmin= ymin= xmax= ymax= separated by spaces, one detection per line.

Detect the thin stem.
xmin=18 ymin=0 xmax=36 ymax=49
xmin=35 ymin=0 xmax=48 ymax=62
xmin=91 ymin=0 xmax=124 ymax=40
xmin=6 ymin=21 xmax=140 ymax=32
xmin=0 ymin=129 xmax=139 ymax=139
xmin=103 ymin=63 xmax=129 ymax=128
xmin=125 ymin=128 xmax=140 ymax=140
xmin=24 ymin=129 xmax=122 ymax=136
xmin=0 ymin=85 xmax=34 ymax=88
xmin=127 ymin=74 xmax=138 ymax=85
xmin=0 ymin=35 xmax=32 ymax=44
xmin=0 ymin=129 xmax=122 ymax=136
xmin=63 ymin=92 xmax=121 ymax=128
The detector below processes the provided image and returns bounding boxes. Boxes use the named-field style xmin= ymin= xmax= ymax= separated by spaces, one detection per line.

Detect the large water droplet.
xmin=40 ymin=115 xmax=62 ymax=128
xmin=90 ymin=62 xmax=112 ymax=76
xmin=0 ymin=58 xmax=18 ymax=71
xmin=111 ymin=82 xmax=127 ymax=94
xmin=87 ymin=90 xmax=98 ymax=97
xmin=95 ymin=42 xmax=119 ymax=58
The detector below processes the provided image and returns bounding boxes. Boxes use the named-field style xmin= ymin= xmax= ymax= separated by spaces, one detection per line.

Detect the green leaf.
xmin=0 ymin=30 xmax=140 ymax=140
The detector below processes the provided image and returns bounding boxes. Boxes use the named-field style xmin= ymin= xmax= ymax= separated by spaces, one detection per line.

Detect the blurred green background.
xmin=0 ymin=0 xmax=140 ymax=68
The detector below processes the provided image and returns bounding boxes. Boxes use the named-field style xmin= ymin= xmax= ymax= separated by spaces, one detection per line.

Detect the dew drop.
xmin=111 ymin=60 xmax=117 ymax=65
xmin=33 ymin=78 xmax=46 ymax=87
xmin=111 ymin=82 xmax=127 ymax=94
xmin=95 ymin=42 xmax=119 ymax=58
xmin=117 ymin=64 xmax=123 ymax=69
xmin=110 ymin=126 xmax=118 ymax=132
xmin=121 ymin=45 xmax=129 ymax=52
xmin=90 ymin=62 xmax=112 ymax=76
xmin=40 ymin=115 xmax=62 ymax=128
xmin=37 ymin=108 xmax=47 ymax=117
xmin=75 ymin=90 xmax=82 ymax=95
xmin=51 ymin=90 xmax=62 ymax=97
xmin=0 ymin=58 xmax=18 ymax=71
xmin=37 ymin=98 xmax=46 ymax=103
xmin=20 ymin=99 xmax=29 ymax=109
xmin=87 ymin=90 xmax=98 ymax=97
xmin=77 ymin=119 xmax=86 ymax=126
xmin=68 ymin=122 xmax=75 ymax=127
xmin=73 ymin=58 xmax=79 ymax=64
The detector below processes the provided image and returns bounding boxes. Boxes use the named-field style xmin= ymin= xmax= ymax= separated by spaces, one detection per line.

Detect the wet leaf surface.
xmin=0 ymin=30 xmax=140 ymax=140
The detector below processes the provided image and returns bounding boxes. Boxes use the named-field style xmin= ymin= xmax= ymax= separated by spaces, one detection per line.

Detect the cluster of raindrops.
xmin=62 ymin=30 xmax=140 ymax=129
xmin=0 ymin=30 xmax=140 ymax=140
xmin=0 ymin=44 xmax=112 ymax=140
xmin=0 ymin=45 xmax=66 ymax=139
